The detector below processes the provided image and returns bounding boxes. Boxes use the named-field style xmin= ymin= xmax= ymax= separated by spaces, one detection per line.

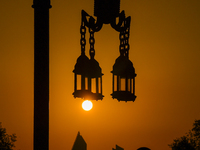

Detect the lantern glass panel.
xmin=131 ymin=78 xmax=134 ymax=94
xmin=128 ymin=78 xmax=130 ymax=92
xmin=114 ymin=75 xmax=117 ymax=91
xmin=100 ymin=77 xmax=102 ymax=93
xmin=120 ymin=78 xmax=126 ymax=91
xmin=77 ymin=75 xmax=81 ymax=90
xmin=97 ymin=78 xmax=99 ymax=93
xmin=91 ymin=78 xmax=96 ymax=93
xmin=98 ymin=77 xmax=102 ymax=93
xmin=85 ymin=77 xmax=88 ymax=90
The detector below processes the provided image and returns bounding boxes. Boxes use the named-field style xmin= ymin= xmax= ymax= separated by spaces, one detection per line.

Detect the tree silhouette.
xmin=0 ymin=122 xmax=17 ymax=150
xmin=169 ymin=119 xmax=200 ymax=150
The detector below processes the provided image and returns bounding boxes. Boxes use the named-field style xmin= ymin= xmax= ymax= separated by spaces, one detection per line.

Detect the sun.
xmin=82 ymin=100 xmax=93 ymax=111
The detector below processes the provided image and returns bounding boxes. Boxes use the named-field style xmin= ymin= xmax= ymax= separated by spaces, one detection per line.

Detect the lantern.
xmin=73 ymin=21 xmax=104 ymax=101
xmin=87 ymin=56 xmax=104 ymax=100
xmin=111 ymin=54 xmax=136 ymax=102
xmin=73 ymin=53 xmax=92 ymax=99
xmin=73 ymin=52 xmax=104 ymax=100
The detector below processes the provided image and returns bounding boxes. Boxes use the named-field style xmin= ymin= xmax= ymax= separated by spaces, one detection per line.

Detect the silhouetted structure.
xmin=137 ymin=147 xmax=151 ymax=150
xmin=72 ymin=132 xmax=87 ymax=150
xmin=113 ymin=145 xmax=124 ymax=150
xmin=71 ymin=132 xmax=151 ymax=150
xmin=73 ymin=0 xmax=136 ymax=102
xmin=32 ymin=0 xmax=51 ymax=150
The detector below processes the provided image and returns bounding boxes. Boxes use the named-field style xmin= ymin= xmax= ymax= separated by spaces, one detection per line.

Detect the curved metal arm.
xmin=89 ymin=17 xmax=103 ymax=32
xmin=110 ymin=10 xmax=125 ymax=32
xmin=81 ymin=10 xmax=90 ymax=26
xmin=111 ymin=11 xmax=131 ymax=32
xmin=82 ymin=9 xmax=131 ymax=33
xmin=82 ymin=10 xmax=103 ymax=32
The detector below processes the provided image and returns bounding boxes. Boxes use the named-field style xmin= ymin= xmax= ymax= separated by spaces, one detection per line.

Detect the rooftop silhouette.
xmin=72 ymin=132 xmax=151 ymax=150
xmin=72 ymin=132 xmax=87 ymax=150
xmin=113 ymin=145 xmax=124 ymax=150
xmin=137 ymin=147 xmax=151 ymax=150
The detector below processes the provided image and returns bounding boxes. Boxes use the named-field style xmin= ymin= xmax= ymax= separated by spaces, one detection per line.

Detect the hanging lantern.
xmin=72 ymin=52 xmax=104 ymax=100
xmin=111 ymin=54 xmax=136 ymax=102
xmin=73 ymin=53 xmax=92 ymax=99
xmin=87 ymin=55 xmax=104 ymax=100
xmin=87 ymin=28 xmax=104 ymax=100
xmin=73 ymin=23 xmax=104 ymax=100
xmin=73 ymin=23 xmax=93 ymax=100
xmin=111 ymin=25 xmax=136 ymax=102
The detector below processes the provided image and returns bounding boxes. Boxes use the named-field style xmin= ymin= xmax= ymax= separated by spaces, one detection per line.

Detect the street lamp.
xmin=73 ymin=0 xmax=136 ymax=102
xmin=32 ymin=0 xmax=136 ymax=149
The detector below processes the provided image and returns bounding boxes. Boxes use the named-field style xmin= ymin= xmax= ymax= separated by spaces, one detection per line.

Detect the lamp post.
xmin=32 ymin=0 xmax=135 ymax=149
xmin=32 ymin=0 xmax=51 ymax=150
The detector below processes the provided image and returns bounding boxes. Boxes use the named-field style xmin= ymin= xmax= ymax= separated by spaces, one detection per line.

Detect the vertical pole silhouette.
xmin=32 ymin=0 xmax=51 ymax=150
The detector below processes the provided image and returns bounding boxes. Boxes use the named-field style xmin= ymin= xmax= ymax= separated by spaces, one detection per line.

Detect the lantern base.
xmin=73 ymin=90 xmax=104 ymax=100
xmin=111 ymin=91 xmax=136 ymax=102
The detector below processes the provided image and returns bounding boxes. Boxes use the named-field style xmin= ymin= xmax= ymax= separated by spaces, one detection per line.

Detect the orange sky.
xmin=1 ymin=0 xmax=200 ymax=150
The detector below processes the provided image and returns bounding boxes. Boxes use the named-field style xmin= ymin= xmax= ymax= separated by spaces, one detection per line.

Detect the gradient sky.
xmin=1 ymin=0 xmax=200 ymax=150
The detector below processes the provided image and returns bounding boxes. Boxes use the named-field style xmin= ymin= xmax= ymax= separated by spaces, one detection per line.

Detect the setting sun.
xmin=82 ymin=100 xmax=93 ymax=111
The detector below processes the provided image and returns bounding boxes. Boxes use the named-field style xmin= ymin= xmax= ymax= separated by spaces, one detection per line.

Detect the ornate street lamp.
xmin=32 ymin=0 xmax=136 ymax=150
xmin=73 ymin=0 xmax=136 ymax=101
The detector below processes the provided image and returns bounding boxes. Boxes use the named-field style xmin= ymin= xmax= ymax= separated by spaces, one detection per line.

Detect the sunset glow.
xmin=1 ymin=1 xmax=200 ymax=150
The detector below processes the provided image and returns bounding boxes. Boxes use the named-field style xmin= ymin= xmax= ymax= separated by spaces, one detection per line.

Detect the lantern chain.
xmin=124 ymin=27 xmax=130 ymax=58
xmin=80 ymin=23 xmax=86 ymax=55
xmin=119 ymin=30 xmax=125 ymax=56
xmin=89 ymin=28 xmax=95 ymax=59
xmin=119 ymin=26 xmax=130 ymax=58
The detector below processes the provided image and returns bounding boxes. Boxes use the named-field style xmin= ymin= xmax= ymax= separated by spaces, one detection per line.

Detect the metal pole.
xmin=32 ymin=1 xmax=51 ymax=150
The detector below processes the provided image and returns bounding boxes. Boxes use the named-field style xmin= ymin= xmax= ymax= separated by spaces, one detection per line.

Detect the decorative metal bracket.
xmin=81 ymin=0 xmax=131 ymax=33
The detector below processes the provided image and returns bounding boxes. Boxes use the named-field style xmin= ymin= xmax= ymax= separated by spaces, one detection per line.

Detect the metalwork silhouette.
xmin=73 ymin=0 xmax=136 ymax=102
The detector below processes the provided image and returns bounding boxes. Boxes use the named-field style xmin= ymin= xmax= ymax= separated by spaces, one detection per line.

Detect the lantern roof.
xmin=73 ymin=54 xmax=90 ymax=76
xmin=111 ymin=55 xmax=136 ymax=78
xmin=89 ymin=58 xmax=103 ymax=78
xmin=73 ymin=54 xmax=103 ymax=78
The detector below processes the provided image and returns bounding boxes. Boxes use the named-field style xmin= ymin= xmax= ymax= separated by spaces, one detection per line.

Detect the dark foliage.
xmin=169 ymin=119 xmax=200 ymax=150
xmin=0 ymin=123 xmax=17 ymax=150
